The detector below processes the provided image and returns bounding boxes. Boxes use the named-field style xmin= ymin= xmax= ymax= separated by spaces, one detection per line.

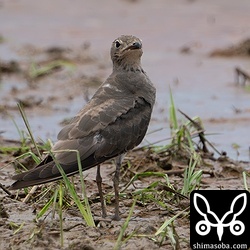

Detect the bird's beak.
xmin=125 ymin=42 xmax=142 ymax=51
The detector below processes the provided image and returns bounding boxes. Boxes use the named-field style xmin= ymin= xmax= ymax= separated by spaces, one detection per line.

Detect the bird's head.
xmin=110 ymin=35 xmax=143 ymax=70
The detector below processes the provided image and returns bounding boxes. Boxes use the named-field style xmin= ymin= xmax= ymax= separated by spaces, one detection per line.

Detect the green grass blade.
xmin=169 ymin=88 xmax=178 ymax=132
xmin=59 ymin=182 xmax=64 ymax=247
xmin=121 ymin=172 xmax=167 ymax=193
xmin=181 ymin=156 xmax=202 ymax=196
xmin=155 ymin=207 xmax=189 ymax=236
xmin=49 ymin=149 xmax=95 ymax=227
xmin=114 ymin=198 xmax=136 ymax=250
xmin=36 ymin=195 xmax=54 ymax=219
xmin=17 ymin=103 xmax=42 ymax=159
xmin=75 ymin=150 xmax=93 ymax=222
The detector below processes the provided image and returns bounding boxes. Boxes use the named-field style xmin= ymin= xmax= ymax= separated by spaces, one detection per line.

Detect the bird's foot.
xmin=101 ymin=209 xmax=107 ymax=219
xmin=111 ymin=211 xmax=121 ymax=221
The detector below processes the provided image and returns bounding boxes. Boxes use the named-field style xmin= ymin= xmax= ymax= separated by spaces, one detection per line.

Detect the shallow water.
xmin=0 ymin=0 xmax=250 ymax=160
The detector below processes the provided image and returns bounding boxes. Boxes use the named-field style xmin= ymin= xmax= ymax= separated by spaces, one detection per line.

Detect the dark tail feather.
xmin=10 ymin=176 xmax=61 ymax=190
xmin=10 ymin=160 xmax=63 ymax=190
xmin=10 ymin=154 xmax=108 ymax=190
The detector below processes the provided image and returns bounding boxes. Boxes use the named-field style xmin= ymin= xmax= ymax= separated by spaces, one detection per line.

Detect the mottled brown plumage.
xmin=11 ymin=35 xmax=156 ymax=220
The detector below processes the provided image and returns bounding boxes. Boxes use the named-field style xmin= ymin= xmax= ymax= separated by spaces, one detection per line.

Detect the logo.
xmin=190 ymin=190 xmax=250 ymax=250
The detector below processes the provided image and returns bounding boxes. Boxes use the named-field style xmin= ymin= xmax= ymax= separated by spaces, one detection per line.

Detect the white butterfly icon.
xmin=193 ymin=193 xmax=247 ymax=241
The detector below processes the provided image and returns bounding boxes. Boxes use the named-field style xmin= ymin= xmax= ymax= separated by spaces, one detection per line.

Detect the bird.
xmin=10 ymin=35 xmax=156 ymax=220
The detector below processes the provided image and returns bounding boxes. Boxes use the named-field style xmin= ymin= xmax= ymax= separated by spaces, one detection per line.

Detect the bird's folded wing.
xmin=11 ymin=82 xmax=153 ymax=189
xmin=57 ymin=83 xmax=136 ymax=140
xmin=53 ymin=95 xmax=151 ymax=166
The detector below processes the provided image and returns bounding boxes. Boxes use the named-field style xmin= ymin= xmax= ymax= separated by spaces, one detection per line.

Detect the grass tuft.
xmin=48 ymin=149 xmax=95 ymax=227
xmin=114 ymin=199 xmax=136 ymax=250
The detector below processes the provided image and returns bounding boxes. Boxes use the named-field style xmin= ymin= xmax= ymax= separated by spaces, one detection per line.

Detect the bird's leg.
xmin=112 ymin=154 xmax=124 ymax=221
xmin=96 ymin=165 xmax=107 ymax=218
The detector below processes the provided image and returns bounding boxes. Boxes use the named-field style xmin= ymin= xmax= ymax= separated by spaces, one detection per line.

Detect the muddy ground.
xmin=1 ymin=0 xmax=250 ymax=249
xmin=0 ymin=138 xmax=249 ymax=250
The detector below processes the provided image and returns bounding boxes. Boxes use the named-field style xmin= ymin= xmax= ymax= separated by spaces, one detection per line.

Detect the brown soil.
xmin=0 ymin=137 xmax=249 ymax=250
xmin=210 ymin=39 xmax=250 ymax=57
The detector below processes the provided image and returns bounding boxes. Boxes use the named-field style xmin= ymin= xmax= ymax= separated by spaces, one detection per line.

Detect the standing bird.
xmin=10 ymin=35 xmax=156 ymax=220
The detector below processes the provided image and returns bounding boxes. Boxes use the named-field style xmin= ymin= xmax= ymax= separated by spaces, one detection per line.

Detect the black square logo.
xmin=190 ymin=190 xmax=250 ymax=250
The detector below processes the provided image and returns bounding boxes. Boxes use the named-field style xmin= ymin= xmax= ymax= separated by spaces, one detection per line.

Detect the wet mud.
xmin=1 ymin=138 xmax=249 ymax=249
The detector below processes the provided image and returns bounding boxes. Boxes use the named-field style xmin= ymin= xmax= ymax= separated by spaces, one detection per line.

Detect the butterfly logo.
xmin=193 ymin=193 xmax=247 ymax=241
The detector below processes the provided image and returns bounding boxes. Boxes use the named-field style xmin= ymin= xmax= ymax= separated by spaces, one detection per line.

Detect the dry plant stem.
xmin=96 ymin=165 xmax=107 ymax=218
xmin=178 ymin=109 xmax=209 ymax=153
xmin=178 ymin=109 xmax=221 ymax=155
xmin=235 ymin=67 xmax=250 ymax=86
xmin=22 ymin=185 xmax=38 ymax=203
xmin=165 ymin=170 xmax=184 ymax=175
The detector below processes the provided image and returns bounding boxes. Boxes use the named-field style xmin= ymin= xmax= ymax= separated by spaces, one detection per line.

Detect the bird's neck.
xmin=113 ymin=61 xmax=144 ymax=73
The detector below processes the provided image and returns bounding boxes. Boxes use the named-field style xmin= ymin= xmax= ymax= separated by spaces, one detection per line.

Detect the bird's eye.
xmin=115 ymin=40 xmax=121 ymax=48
